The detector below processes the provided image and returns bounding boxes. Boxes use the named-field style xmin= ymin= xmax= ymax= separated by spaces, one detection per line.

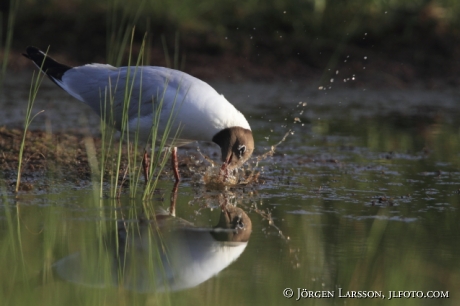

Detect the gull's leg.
xmin=171 ymin=147 xmax=180 ymax=183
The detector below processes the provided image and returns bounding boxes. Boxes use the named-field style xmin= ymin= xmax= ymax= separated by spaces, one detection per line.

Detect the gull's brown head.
xmin=212 ymin=127 xmax=254 ymax=170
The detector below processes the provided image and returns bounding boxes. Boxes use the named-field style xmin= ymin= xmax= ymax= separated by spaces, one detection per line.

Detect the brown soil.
xmin=0 ymin=127 xmax=206 ymax=192
xmin=0 ymin=125 xmax=263 ymax=194
xmin=1 ymin=127 xmax=93 ymax=188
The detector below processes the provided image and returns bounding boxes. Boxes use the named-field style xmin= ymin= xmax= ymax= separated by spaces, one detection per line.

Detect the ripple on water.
xmin=343 ymin=214 xmax=418 ymax=223
xmin=286 ymin=209 xmax=322 ymax=215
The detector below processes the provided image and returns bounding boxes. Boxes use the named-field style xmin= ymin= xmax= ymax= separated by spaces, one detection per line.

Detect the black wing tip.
xmin=23 ymin=46 xmax=41 ymax=59
xmin=23 ymin=46 xmax=47 ymax=66
xmin=23 ymin=45 xmax=72 ymax=83
xmin=26 ymin=46 xmax=40 ymax=53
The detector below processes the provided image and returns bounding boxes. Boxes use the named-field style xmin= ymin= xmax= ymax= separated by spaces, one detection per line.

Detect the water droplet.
xmin=330 ymin=78 xmax=334 ymax=83
xmin=336 ymin=70 xmax=339 ymax=75
xmin=318 ymin=86 xmax=323 ymax=90
xmin=364 ymin=56 xmax=367 ymax=60
xmin=302 ymin=102 xmax=307 ymax=106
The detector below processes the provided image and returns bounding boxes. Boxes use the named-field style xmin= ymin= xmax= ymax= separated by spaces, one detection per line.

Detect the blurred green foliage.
xmin=2 ymin=0 xmax=460 ymax=66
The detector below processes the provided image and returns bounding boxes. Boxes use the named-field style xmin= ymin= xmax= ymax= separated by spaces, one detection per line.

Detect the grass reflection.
xmin=0 ymin=188 xmax=258 ymax=304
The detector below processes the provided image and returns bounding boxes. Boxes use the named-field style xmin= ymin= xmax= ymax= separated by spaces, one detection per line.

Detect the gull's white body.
xmin=24 ymin=46 xmax=255 ymax=179
xmin=56 ymin=64 xmax=251 ymax=146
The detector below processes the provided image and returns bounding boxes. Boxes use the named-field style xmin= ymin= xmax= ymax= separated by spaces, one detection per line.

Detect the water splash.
xmin=194 ymin=130 xmax=293 ymax=189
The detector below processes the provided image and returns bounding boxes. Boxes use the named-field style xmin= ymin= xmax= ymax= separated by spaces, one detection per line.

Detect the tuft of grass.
xmin=141 ymin=82 xmax=183 ymax=201
xmin=16 ymin=61 xmax=46 ymax=194
xmin=89 ymin=29 xmax=182 ymax=201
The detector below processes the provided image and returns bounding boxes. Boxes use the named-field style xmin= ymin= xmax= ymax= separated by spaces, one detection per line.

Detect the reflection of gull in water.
xmin=53 ymin=204 xmax=252 ymax=293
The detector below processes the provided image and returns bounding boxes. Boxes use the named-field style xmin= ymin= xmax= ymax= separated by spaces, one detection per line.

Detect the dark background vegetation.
xmin=2 ymin=0 xmax=460 ymax=87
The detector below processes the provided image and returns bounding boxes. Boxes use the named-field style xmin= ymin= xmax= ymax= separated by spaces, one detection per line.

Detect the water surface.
xmin=1 ymin=74 xmax=460 ymax=305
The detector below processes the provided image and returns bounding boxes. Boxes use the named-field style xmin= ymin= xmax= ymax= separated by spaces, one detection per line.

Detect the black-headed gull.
xmin=23 ymin=46 xmax=254 ymax=182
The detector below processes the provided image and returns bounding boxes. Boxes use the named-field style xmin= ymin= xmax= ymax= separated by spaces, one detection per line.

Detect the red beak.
xmin=224 ymin=152 xmax=233 ymax=167
xmin=221 ymin=152 xmax=232 ymax=177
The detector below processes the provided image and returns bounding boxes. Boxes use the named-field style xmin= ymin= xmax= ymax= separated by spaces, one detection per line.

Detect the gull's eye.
xmin=237 ymin=145 xmax=246 ymax=157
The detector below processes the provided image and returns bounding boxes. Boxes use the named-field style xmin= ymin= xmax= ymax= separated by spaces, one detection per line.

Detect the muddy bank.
xmin=0 ymin=126 xmax=225 ymax=192
xmin=1 ymin=127 xmax=107 ymax=189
